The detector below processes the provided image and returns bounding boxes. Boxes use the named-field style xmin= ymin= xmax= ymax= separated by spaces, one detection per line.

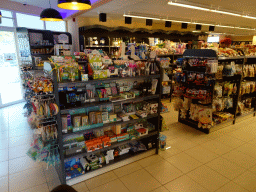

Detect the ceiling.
xmin=79 ymin=0 xmax=256 ymax=35
xmin=9 ymin=0 xmax=100 ymax=17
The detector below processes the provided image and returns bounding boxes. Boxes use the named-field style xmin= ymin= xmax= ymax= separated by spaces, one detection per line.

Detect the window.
xmin=16 ymin=13 xmax=44 ymax=30
xmin=0 ymin=10 xmax=13 ymax=18
xmin=207 ymin=36 xmax=220 ymax=43
xmin=0 ymin=18 xmax=14 ymax=27
xmin=45 ymin=21 xmax=66 ymax=32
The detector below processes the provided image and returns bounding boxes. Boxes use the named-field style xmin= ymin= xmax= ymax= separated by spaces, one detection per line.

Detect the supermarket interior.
xmin=1 ymin=0 xmax=256 ymax=192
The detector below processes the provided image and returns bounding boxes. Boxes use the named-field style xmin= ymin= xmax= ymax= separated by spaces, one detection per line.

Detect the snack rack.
xmin=177 ymin=49 xmax=256 ymax=134
xmin=43 ymin=61 xmax=163 ymax=185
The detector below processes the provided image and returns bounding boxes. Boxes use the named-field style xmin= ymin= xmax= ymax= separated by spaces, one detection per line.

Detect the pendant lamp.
xmin=0 ymin=11 xmax=2 ymax=17
xmin=40 ymin=0 xmax=63 ymax=21
xmin=58 ymin=0 xmax=91 ymax=10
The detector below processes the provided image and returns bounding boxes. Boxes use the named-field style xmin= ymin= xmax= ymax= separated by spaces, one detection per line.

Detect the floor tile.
xmin=120 ymin=169 xmax=161 ymax=192
xmin=113 ymin=162 xmax=142 ymax=177
xmin=0 ymin=148 xmax=8 ymax=162
xmin=9 ymin=167 xmax=47 ymax=192
xmin=166 ymin=152 xmax=202 ymax=173
xmin=167 ymin=137 xmax=198 ymax=151
xmin=222 ymin=149 xmax=256 ymax=169
xmin=47 ymin=178 xmax=61 ymax=191
xmin=202 ymin=140 xmax=233 ymax=155
xmin=145 ymin=160 xmax=183 ymax=185
xmin=0 ymin=131 xmax=8 ymax=140
xmin=164 ymin=175 xmax=208 ymax=192
xmin=0 ymin=161 xmax=8 ymax=178
xmin=205 ymin=157 xmax=246 ymax=180
xmin=233 ymin=171 xmax=256 ymax=192
xmin=0 ymin=139 xmax=8 ymax=150
xmin=158 ymin=147 xmax=182 ymax=159
xmin=85 ymin=171 xmax=118 ymax=190
xmin=9 ymin=135 xmax=33 ymax=148
xmin=215 ymin=181 xmax=248 ymax=192
xmin=9 ymin=128 xmax=33 ymax=138
xmin=72 ymin=182 xmax=89 ymax=192
xmin=0 ymin=176 xmax=8 ymax=192
xmin=236 ymin=143 xmax=256 ymax=158
xmin=214 ymin=135 xmax=246 ymax=148
xmin=187 ymin=165 xmax=230 ymax=192
xmin=137 ymin=154 xmax=164 ymax=168
xmin=184 ymin=145 xmax=219 ymax=163
xmin=43 ymin=166 xmax=60 ymax=182
xmin=21 ymin=183 xmax=49 ymax=192
xmin=9 ymin=144 xmax=30 ymax=160
xmin=151 ymin=186 xmax=169 ymax=192
xmin=9 ymin=156 xmax=42 ymax=175
xmin=229 ymin=130 xmax=256 ymax=142
xmin=90 ymin=179 xmax=129 ymax=192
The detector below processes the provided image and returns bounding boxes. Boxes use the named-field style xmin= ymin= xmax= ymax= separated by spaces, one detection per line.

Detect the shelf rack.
xmin=178 ymin=50 xmax=256 ymax=134
xmin=44 ymin=62 xmax=163 ymax=185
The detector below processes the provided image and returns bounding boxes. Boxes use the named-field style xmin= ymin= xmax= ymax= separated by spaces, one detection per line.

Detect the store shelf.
xmin=245 ymin=56 xmax=256 ymax=59
xmin=60 ymin=94 xmax=160 ymax=114
xmin=66 ymin=148 xmax=156 ymax=183
xmin=64 ymin=131 xmax=158 ymax=159
xmin=63 ymin=114 xmax=158 ymax=136
xmin=31 ymin=45 xmax=54 ymax=49
xmin=58 ymin=74 xmax=160 ymax=88
xmin=218 ymin=56 xmax=245 ymax=60
xmin=236 ymin=111 xmax=255 ymax=119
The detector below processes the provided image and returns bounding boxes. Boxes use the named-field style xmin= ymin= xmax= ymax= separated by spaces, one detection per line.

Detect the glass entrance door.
xmin=0 ymin=30 xmax=23 ymax=107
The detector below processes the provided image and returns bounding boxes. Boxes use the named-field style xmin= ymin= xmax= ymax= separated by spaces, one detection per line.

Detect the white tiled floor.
xmin=2 ymin=102 xmax=256 ymax=191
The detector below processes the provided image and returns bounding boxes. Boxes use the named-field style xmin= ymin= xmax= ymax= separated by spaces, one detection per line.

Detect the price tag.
xmin=69 ymin=108 xmax=86 ymax=115
xmin=76 ymin=149 xmax=82 ymax=153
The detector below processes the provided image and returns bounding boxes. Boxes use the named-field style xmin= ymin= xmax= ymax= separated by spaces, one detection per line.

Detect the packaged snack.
xmin=73 ymin=116 xmax=81 ymax=128
xmin=81 ymin=116 xmax=89 ymax=126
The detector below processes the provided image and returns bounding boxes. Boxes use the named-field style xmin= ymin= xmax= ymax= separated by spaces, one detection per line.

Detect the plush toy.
xmin=198 ymin=107 xmax=212 ymax=129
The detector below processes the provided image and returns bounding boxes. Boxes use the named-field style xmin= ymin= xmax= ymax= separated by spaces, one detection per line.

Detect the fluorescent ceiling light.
xmin=168 ymin=1 xmax=256 ymax=20
xmin=123 ymin=14 xmax=161 ymax=20
xmin=211 ymin=10 xmax=241 ymax=17
xmin=168 ymin=1 xmax=210 ymax=11
xmin=122 ymin=14 xmax=256 ymax=31
xmin=242 ymin=15 xmax=256 ymax=20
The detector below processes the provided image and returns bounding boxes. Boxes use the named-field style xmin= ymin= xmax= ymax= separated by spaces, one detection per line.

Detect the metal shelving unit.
xmin=44 ymin=62 xmax=162 ymax=185
xmin=177 ymin=50 xmax=256 ymax=134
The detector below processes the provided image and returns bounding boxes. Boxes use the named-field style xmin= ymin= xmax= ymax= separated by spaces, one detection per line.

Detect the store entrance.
xmin=0 ymin=30 xmax=23 ymax=107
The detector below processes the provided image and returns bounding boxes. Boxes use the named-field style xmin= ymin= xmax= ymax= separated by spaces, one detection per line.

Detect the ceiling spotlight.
xmin=165 ymin=21 xmax=172 ymax=27
xmin=58 ymin=0 xmax=91 ymax=10
xmin=196 ymin=24 xmax=202 ymax=30
xmin=182 ymin=23 xmax=188 ymax=29
xmin=125 ymin=17 xmax=132 ymax=24
xmin=99 ymin=13 xmax=107 ymax=22
xmin=209 ymin=26 xmax=215 ymax=31
xmin=146 ymin=19 xmax=153 ymax=26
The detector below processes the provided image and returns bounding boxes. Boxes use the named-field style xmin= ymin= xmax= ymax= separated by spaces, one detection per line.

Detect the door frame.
xmin=0 ymin=27 xmax=25 ymax=107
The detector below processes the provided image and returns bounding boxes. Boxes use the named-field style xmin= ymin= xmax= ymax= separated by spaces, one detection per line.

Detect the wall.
xmin=77 ymin=16 xmax=194 ymax=32
xmin=67 ymin=18 xmax=79 ymax=52
xmin=230 ymin=35 xmax=253 ymax=42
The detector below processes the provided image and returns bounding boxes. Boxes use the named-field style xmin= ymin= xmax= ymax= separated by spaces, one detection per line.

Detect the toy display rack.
xmin=178 ymin=49 xmax=256 ymax=134
xmin=44 ymin=62 xmax=163 ymax=185
xmin=158 ymin=54 xmax=183 ymax=102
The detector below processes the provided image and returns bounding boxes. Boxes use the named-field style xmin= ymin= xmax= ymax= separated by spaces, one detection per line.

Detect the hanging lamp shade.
xmin=40 ymin=8 xmax=63 ymax=21
xmin=0 ymin=11 xmax=2 ymax=17
xmin=58 ymin=0 xmax=91 ymax=10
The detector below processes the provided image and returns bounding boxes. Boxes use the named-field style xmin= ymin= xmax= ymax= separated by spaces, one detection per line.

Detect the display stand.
xmin=177 ymin=50 xmax=256 ymax=134
xmin=158 ymin=54 xmax=183 ymax=102
xmin=44 ymin=61 xmax=162 ymax=185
